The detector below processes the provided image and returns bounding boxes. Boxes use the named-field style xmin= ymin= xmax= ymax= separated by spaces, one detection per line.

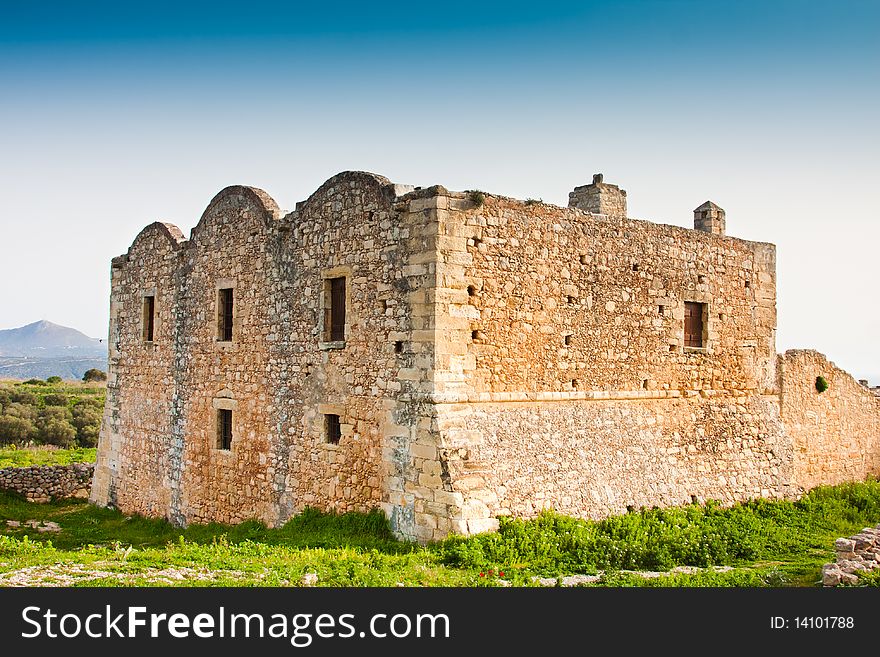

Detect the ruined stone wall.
xmin=432 ymin=193 xmax=777 ymax=398
xmin=435 ymin=395 xmax=792 ymax=527
xmin=92 ymin=173 xmax=446 ymax=535
xmin=91 ymin=222 xmax=184 ymax=518
xmin=2 ymin=463 xmax=94 ymax=502
xmin=780 ymin=350 xmax=880 ymax=490
xmin=93 ymin=173 xmax=880 ymax=542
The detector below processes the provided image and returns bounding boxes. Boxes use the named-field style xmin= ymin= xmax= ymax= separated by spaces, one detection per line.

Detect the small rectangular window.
xmin=325 ymin=413 xmax=341 ymax=445
xmin=323 ymin=277 xmax=346 ymax=342
xmin=142 ymin=295 xmax=155 ymax=342
xmin=218 ymin=288 xmax=234 ymax=342
xmin=217 ymin=409 xmax=233 ymax=450
xmin=684 ymin=301 xmax=706 ymax=348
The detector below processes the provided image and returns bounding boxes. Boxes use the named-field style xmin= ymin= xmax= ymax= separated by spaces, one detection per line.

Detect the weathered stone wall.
xmin=93 ymin=171 xmax=880 ymax=542
xmin=92 ymin=173 xmax=445 ymax=536
xmin=435 ymin=395 xmax=792 ymax=528
xmin=780 ymin=350 xmax=880 ymax=491
xmin=1 ymin=464 xmax=94 ymax=502
xmin=431 ymin=192 xmax=777 ymax=398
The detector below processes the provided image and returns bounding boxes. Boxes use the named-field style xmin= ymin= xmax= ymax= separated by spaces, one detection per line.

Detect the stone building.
xmin=91 ymin=171 xmax=880 ymax=541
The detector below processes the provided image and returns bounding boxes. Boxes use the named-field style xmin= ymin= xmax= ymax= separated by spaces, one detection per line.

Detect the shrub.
xmin=0 ymin=415 xmax=37 ymax=445
xmin=72 ymin=402 xmax=102 ymax=447
xmin=43 ymin=393 xmax=68 ymax=407
xmin=10 ymin=390 xmax=37 ymax=405
xmin=36 ymin=406 xmax=76 ymax=447
xmin=467 ymin=190 xmax=485 ymax=208
xmin=815 ymin=376 xmax=829 ymax=393
xmin=46 ymin=376 xmax=63 ymax=384
xmin=23 ymin=378 xmax=45 ymax=386
xmin=82 ymin=369 xmax=107 ymax=383
xmin=3 ymin=402 xmax=37 ymax=421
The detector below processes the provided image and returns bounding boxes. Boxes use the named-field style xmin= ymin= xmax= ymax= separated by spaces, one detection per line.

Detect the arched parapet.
xmin=295 ymin=171 xmax=396 ymax=213
xmin=189 ymin=185 xmax=282 ymax=246
xmin=126 ymin=221 xmax=187 ymax=259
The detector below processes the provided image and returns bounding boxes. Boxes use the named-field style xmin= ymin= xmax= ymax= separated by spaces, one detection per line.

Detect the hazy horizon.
xmin=2 ymin=1 xmax=878 ymax=382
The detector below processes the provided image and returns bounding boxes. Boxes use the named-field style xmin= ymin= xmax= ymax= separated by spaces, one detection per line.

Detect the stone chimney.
xmin=569 ymin=173 xmax=627 ymax=218
xmin=694 ymin=201 xmax=726 ymax=236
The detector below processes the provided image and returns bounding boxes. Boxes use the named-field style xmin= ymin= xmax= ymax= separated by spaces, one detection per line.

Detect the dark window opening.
xmin=632 ymin=263 xmax=639 ymax=271
xmin=564 ymin=334 xmax=572 ymax=346
xmin=217 ymin=409 xmax=233 ymax=450
xmin=684 ymin=301 xmax=706 ymax=348
xmin=324 ymin=277 xmax=346 ymax=342
xmin=394 ymin=341 xmax=404 ymax=354
xmin=142 ymin=295 xmax=155 ymax=342
xmin=325 ymin=414 xmax=341 ymax=445
xmin=744 ymin=280 xmax=751 ymax=289
xmin=217 ymin=288 xmax=234 ymax=342
xmin=658 ymin=305 xmax=664 ymax=316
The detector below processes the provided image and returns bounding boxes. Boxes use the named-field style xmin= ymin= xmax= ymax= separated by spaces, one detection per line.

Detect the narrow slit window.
xmin=324 ymin=277 xmax=346 ymax=342
xmin=684 ymin=301 xmax=706 ymax=348
xmin=142 ymin=295 xmax=155 ymax=342
xmin=325 ymin=414 xmax=341 ymax=445
xmin=218 ymin=288 xmax=234 ymax=342
xmin=217 ymin=409 xmax=233 ymax=450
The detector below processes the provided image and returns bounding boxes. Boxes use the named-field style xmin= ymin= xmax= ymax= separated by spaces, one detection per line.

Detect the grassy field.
xmin=0 ymin=446 xmax=97 ymax=468
xmin=1 ymin=479 xmax=879 ymax=587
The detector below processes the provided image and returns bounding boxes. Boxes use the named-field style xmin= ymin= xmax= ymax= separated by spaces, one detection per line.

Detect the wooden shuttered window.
xmin=684 ymin=301 xmax=705 ymax=348
xmin=218 ymin=288 xmax=234 ymax=342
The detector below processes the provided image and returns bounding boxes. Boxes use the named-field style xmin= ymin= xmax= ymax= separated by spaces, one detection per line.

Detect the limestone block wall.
xmin=428 ymin=192 xmax=777 ymax=400
xmin=92 ymin=171 xmax=880 ymax=542
xmin=780 ymin=350 xmax=880 ymax=490
xmin=433 ymin=394 xmax=792 ymax=528
xmin=1 ymin=464 xmax=94 ymax=502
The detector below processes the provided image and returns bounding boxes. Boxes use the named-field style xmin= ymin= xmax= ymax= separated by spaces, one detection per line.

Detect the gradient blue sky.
xmin=1 ymin=1 xmax=878 ymax=380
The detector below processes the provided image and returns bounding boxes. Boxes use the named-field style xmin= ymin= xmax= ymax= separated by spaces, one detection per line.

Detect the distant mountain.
xmin=0 ymin=320 xmax=107 ymax=381
xmin=0 ymin=320 xmax=106 ymax=358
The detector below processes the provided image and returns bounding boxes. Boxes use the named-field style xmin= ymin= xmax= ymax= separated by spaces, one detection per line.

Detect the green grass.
xmin=1 ymin=480 xmax=878 ymax=587
xmin=0 ymin=446 xmax=97 ymax=468
xmin=435 ymin=480 xmax=880 ymax=586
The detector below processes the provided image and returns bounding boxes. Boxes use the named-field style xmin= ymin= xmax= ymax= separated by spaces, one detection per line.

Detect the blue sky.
xmin=1 ymin=1 xmax=878 ymax=380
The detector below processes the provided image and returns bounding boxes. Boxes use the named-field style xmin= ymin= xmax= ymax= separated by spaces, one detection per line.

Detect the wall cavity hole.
xmin=571 ymin=379 xmax=580 ymax=389
xmin=632 ymin=263 xmax=639 ymax=271
xmin=394 ymin=341 xmax=404 ymax=354
xmin=744 ymin=280 xmax=751 ymax=288
xmin=642 ymin=379 xmax=649 ymax=389
xmin=658 ymin=305 xmax=664 ymax=316
xmin=467 ymin=285 xmax=477 ymax=297
xmin=564 ymin=334 xmax=572 ymax=346
xmin=567 ymin=295 xmax=577 ymax=305
xmin=579 ymin=254 xmax=589 ymax=265
xmin=471 ymin=330 xmax=484 ymax=341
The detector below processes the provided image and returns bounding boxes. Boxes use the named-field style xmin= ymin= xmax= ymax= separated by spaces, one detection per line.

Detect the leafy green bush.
xmin=46 ymin=376 xmax=63 ymax=384
xmin=82 ymin=369 xmax=107 ymax=383
xmin=468 ymin=190 xmax=485 ymax=207
xmin=0 ymin=415 xmax=36 ymax=445
xmin=23 ymin=378 xmax=45 ymax=386
xmin=71 ymin=402 xmax=102 ymax=447
xmin=816 ymin=376 xmax=829 ymax=393
xmin=43 ymin=393 xmax=68 ymax=407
